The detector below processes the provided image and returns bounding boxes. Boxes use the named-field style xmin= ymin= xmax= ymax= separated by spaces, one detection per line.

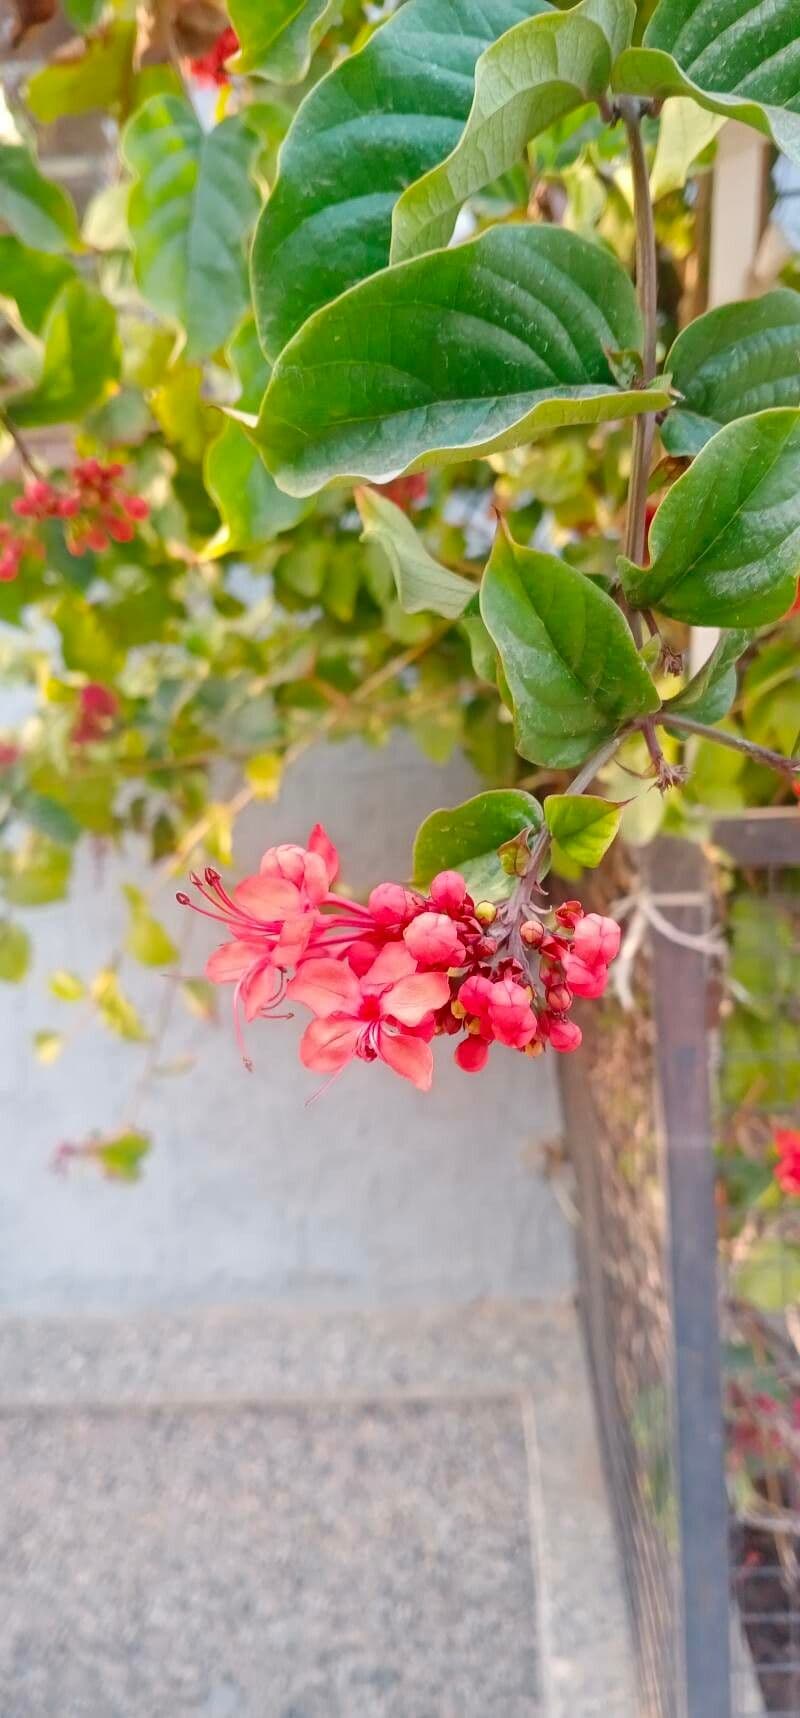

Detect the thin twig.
xmin=619 ymin=96 xmax=659 ymax=644
xmin=0 ymin=410 xmax=43 ymax=481
xmin=660 ymin=712 xmax=800 ymax=781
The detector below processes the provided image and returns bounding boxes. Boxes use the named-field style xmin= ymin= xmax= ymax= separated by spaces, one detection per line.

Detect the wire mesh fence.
xmin=558 ymin=817 xmax=800 ymax=1718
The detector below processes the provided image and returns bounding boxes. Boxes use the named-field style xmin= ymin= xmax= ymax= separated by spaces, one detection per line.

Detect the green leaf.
xmin=2 ymin=836 xmax=71 ymax=907
xmin=649 ymin=97 xmax=722 ymax=201
xmin=543 ymin=793 xmax=621 ymax=866
xmin=123 ymin=884 xmax=178 ymax=967
xmin=251 ymin=0 xmax=549 ymax=358
xmin=96 ymin=1130 xmax=151 ymax=1181
xmin=734 ymin=1240 xmax=800 ymax=1314
xmin=355 ymin=487 xmax=473 ymax=618
xmin=229 ymin=0 xmax=337 ymax=81
xmin=91 ymin=968 xmax=149 ymax=1040
xmin=0 ymin=236 xmax=77 ymax=334
xmin=64 ymin=0 xmax=105 ymax=28
xmin=123 ymin=96 xmax=259 ymax=360
xmin=256 ymin=223 xmax=671 ymax=497
xmin=664 ymin=629 xmax=752 ymax=726
xmin=413 ymin=787 xmax=543 ymax=901
xmin=0 ymin=143 xmax=80 ymax=253
xmin=480 ymin=527 xmax=660 ymax=767
xmin=620 ymin=409 xmax=800 ymax=627
xmin=662 ymin=291 xmax=800 ymax=456
xmin=391 ymin=0 xmax=634 ymax=263
xmin=205 ymin=320 xmax=309 ymax=551
xmin=26 ymin=22 xmax=136 ymax=123
xmin=34 ymin=1030 xmax=64 ymax=1065
xmin=48 ymin=969 xmax=86 ymax=1002
xmin=205 ymin=428 xmax=309 ymax=553
xmin=613 ymin=0 xmax=800 ymax=167
xmin=7 ymin=280 xmax=119 ymax=428
xmin=0 ymin=921 xmax=31 ymax=983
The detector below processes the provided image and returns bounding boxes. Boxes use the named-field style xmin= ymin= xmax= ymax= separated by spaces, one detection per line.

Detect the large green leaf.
xmin=664 ymin=629 xmax=752 ymax=727
xmin=204 ymin=319 xmax=310 ymax=552
xmin=229 ymin=0 xmax=337 ymax=81
xmin=662 ymin=291 xmax=800 ymax=456
xmin=621 ymin=409 xmax=800 ymax=627
xmin=480 ymin=527 xmax=660 ymax=767
xmin=7 ymin=280 xmax=120 ymax=428
xmin=0 ymin=237 xmax=76 ymax=334
xmin=0 ymin=143 xmax=80 ymax=253
xmin=413 ymin=787 xmax=543 ymax=900
xmin=123 ymin=97 xmax=260 ymax=361
xmin=355 ymin=487 xmax=473 ymax=617
xmin=256 ymin=223 xmax=671 ymax=496
xmin=613 ymin=0 xmax=800 ymax=166
xmin=391 ymin=0 xmax=633 ymax=263
xmin=251 ymin=0 xmax=544 ymax=358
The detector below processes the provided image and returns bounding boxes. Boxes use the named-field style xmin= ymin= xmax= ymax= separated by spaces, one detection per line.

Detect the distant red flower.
xmin=372 ymin=473 xmax=429 ymax=511
xmin=72 ymin=683 xmax=119 ymax=745
xmin=188 ymin=24 xmax=238 ymax=84
xmin=774 ymin=1127 xmax=800 ymax=1195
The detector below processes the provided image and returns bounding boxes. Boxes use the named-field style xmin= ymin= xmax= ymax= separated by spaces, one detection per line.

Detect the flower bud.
xmin=429 ymin=870 xmax=467 ymax=913
xmin=555 ymin=900 xmax=583 ymax=928
xmin=455 ymin=1036 xmax=490 ymax=1074
xmin=520 ymin=917 xmax=545 ymax=948
xmin=474 ymin=900 xmax=497 ymax=926
xmin=547 ymin=1017 xmax=582 ymax=1054
xmin=571 ymin=912 xmax=621 ymax=967
xmin=404 ymin=911 xmax=466 ymax=968
xmin=368 ymin=882 xmax=420 ymax=926
xmin=545 ymin=982 xmax=572 ymax=1014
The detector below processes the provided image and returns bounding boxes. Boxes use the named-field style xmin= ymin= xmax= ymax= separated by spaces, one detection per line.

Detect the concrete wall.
xmin=1 ymin=738 xmax=570 ymax=1313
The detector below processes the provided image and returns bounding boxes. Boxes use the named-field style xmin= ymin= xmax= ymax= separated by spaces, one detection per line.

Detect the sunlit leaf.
xmin=543 ymin=793 xmax=621 ymax=866
xmin=355 ymin=487 xmax=473 ymax=618
xmin=0 ymin=921 xmax=31 ymax=983
xmin=7 ymin=279 xmax=119 ymax=428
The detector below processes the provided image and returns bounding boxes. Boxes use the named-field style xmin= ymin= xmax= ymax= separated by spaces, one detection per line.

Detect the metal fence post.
xmin=646 ymin=839 xmax=732 ymax=1718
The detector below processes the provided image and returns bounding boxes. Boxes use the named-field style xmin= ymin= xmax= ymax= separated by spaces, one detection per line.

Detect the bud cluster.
xmin=5 ymin=460 xmax=149 ymax=574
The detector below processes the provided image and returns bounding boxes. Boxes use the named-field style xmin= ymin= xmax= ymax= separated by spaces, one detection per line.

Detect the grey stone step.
xmin=0 ymin=1302 xmax=635 ymax=1717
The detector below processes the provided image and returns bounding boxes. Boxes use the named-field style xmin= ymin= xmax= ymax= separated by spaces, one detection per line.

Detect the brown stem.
xmin=619 ymin=97 xmax=659 ymax=641
xmin=661 ymin=712 xmax=800 ymax=781
xmin=0 ymin=410 xmax=43 ymax=481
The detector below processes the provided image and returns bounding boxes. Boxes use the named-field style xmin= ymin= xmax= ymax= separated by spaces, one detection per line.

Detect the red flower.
xmin=774 ymin=1128 xmax=800 ymax=1195
xmin=371 ymin=473 xmax=429 ymax=511
xmin=187 ymin=24 xmax=239 ymax=84
xmin=288 ymin=944 xmax=450 ymax=1091
xmin=72 ymin=683 xmax=119 ymax=744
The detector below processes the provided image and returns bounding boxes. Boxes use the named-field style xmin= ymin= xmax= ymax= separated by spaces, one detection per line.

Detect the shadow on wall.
xmin=0 ymin=737 xmax=569 ymax=1314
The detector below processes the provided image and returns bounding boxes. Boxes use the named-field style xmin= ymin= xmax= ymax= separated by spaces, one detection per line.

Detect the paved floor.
xmin=0 ymin=1303 xmax=635 ymax=1718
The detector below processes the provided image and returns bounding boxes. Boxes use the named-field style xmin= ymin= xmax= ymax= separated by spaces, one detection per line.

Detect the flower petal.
xmin=308 ymin=823 xmax=339 ymax=885
xmin=242 ymin=963 xmax=282 ymax=1020
xmin=299 ymin=1015 xmax=360 ymax=1073
xmin=233 ymin=874 xmax=302 ymax=921
xmin=378 ymin=1028 xmax=434 ymax=1090
xmin=362 ymin=942 xmax=417 ymax=990
xmin=384 ymin=971 xmax=451 ymax=1025
xmin=287 ymin=958 xmax=361 ymax=1018
xmin=206 ymin=939 xmax=260 ymax=984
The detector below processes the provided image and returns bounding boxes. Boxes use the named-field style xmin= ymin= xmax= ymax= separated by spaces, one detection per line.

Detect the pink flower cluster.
xmin=180 ymin=827 xmax=621 ymax=1094
xmin=11 ymin=461 xmax=148 ymax=562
